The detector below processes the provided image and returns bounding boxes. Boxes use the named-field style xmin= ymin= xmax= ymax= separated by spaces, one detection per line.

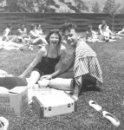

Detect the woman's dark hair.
xmin=45 ymin=29 xmax=62 ymax=45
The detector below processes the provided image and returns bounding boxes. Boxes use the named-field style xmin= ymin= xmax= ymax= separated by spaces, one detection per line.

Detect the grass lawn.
xmin=0 ymin=38 xmax=124 ymax=130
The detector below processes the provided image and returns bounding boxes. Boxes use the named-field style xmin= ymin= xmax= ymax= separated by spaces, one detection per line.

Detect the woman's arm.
xmin=20 ymin=46 xmax=47 ymax=77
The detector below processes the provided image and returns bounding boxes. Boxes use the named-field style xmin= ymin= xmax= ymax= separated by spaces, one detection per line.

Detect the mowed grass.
xmin=0 ymin=38 xmax=124 ymax=130
xmin=0 ymin=47 xmax=38 ymax=76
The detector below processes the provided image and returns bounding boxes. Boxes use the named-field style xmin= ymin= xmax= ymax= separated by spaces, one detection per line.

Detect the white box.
xmin=0 ymin=86 xmax=28 ymax=116
xmin=32 ymin=88 xmax=76 ymax=117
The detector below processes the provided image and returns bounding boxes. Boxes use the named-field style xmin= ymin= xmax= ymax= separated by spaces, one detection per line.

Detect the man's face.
xmin=64 ymin=29 xmax=77 ymax=47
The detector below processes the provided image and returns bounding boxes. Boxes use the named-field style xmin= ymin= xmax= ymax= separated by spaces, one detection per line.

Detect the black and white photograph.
xmin=0 ymin=0 xmax=123 ymax=129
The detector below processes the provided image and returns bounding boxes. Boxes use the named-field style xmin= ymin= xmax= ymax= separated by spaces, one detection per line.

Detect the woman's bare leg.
xmin=38 ymin=78 xmax=72 ymax=91
xmin=49 ymin=78 xmax=79 ymax=100
xmin=27 ymin=70 xmax=40 ymax=88
xmin=49 ymin=78 xmax=72 ymax=91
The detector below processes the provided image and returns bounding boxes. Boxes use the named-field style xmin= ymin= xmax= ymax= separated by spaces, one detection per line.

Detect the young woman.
xmin=20 ymin=29 xmax=67 ymax=87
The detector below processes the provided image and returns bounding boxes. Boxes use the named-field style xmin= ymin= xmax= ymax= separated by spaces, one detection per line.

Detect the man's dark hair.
xmin=61 ymin=22 xmax=77 ymax=33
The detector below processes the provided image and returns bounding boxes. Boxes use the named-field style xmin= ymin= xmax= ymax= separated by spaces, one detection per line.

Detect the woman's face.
xmin=49 ymin=33 xmax=59 ymax=45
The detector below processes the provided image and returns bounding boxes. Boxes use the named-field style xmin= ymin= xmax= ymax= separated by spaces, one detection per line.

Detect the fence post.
xmin=111 ymin=13 xmax=115 ymax=32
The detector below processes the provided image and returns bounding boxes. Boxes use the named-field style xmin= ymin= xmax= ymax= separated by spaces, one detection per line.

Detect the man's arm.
xmin=55 ymin=61 xmax=74 ymax=78
xmin=51 ymin=49 xmax=75 ymax=78
xmin=50 ymin=60 xmax=74 ymax=79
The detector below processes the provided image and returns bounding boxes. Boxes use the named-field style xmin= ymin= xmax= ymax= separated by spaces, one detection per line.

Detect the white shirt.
xmin=4 ymin=28 xmax=10 ymax=37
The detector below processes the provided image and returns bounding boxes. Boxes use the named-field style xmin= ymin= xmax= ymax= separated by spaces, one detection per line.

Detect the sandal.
xmin=102 ymin=111 xmax=120 ymax=127
xmin=89 ymin=100 xmax=102 ymax=112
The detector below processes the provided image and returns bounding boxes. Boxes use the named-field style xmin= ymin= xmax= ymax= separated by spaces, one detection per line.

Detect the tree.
xmin=6 ymin=0 xmax=90 ymax=13
xmin=7 ymin=0 xmax=20 ymax=12
xmin=38 ymin=0 xmax=56 ymax=13
xmin=92 ymin=2 xmax=100 ymax=13
xmin=102 ymin=0 xmax=121 ymax=32
xmin=75 ymin=0 xmax=89 ymax=13
xmin=118 ymin=5 xmax=124 ymax=14
xmin=113 ymin=3 xmax=120 ymax=14
xmin=102 ymin=0 xmax=120 ymax=14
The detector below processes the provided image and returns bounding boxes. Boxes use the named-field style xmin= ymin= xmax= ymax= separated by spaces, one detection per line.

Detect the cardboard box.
xmin=0 ymin=86 xmax=28 ymax=116
xmin=32 ymin=88 xmax=76 ymax=118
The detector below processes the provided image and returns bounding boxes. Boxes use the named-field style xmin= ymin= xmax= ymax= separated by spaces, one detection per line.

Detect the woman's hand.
xmin=40 ymin=74 xmax=52 ymax=80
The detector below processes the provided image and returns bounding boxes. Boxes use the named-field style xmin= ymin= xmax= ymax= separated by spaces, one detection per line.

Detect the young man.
xmin=61 ymin=23 xmax=103 ymax=96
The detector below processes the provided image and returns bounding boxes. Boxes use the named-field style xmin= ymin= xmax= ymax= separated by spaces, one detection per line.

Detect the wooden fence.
xmin=0 ymin=13 xmax=124 ymax=34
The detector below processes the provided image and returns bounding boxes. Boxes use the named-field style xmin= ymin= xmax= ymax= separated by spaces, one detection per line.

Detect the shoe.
xmin=89 ymin=100 xmax=102 ymax=112
xmin=102 ymin=111 xmax=120 ymax=127
xmin=84 ymin=86 xmax=101 ymax=92
xmin=0 ymin=116 xmax=9 ymax=130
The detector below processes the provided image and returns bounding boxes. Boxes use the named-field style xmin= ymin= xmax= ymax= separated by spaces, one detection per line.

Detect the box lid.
xmin=33 ymin=89 xmax=74 ymax=107
xmin=0 ymin=87 xmax=9 ymax=93
xmin=9 ymin=86 xmax=27 ymax=94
